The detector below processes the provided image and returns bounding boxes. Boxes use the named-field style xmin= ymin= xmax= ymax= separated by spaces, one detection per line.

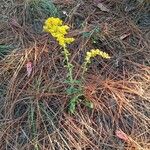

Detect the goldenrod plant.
xmin=43 ymin=17 xmax=110 ymax=113
xmin=1 ymin=1 xmax=150 ymax=149
xmin=83 ymin=49 xmax=110 ymax=73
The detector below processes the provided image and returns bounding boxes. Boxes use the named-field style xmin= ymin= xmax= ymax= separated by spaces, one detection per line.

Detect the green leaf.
xmin=64 ymin=79 xmax=81 ymax=84
xmin=137 ymin=0 xmax=144 ymax=3
xmin=85 ymin=101 xmax=94 ymax=109
xmin=82 ymin=32 xmax=91 ymax=38
xmin=69 ymin=96 xmax=78 ymax=114
xmin=68 ymin=63 xmax=74 ymax=68
xmin=94 ymin=26 xmax=100 ymax=33
xmin=69 ymin=101 xmax=76 ymax=114
xmin=0 ymin=44 xmax=14 ymax=58
xmin=66 ymin=87 xmax=80 ymax=95
xmin=64 ymin=79 xmax=71 ymax=84
xmin=73 ymin=80 xmax=81 ymax=84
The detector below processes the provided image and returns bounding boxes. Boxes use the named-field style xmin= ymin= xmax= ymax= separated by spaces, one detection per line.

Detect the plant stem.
xmin=63 ymin=46 xmax=73 ymax=85
xmin=81 ymin=62 xmax=88 ymax=80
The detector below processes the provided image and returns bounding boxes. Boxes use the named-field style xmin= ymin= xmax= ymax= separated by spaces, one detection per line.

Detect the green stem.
xmin=81 ymin=62 xmax=88 ymax=80
xmin=63 ymin=46 xmax=73 ymax=85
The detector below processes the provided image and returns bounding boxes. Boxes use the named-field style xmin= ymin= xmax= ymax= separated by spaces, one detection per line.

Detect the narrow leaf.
xmin=97 ymin=3 xmax=110 ymax=12
xmin=85 ymin=101 xmax=94 ymax=109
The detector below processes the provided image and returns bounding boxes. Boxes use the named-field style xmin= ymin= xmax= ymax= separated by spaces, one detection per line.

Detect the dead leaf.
xmin=26 ymin=61 xmax=32 ymax=77
xmin=103 ymin=23 xmax=109 ymax=35
xmin=120 ymin=33 xmax=131 ymax=40
xmin=97 ymin=3 xmax=110 ymax=12
xmin=115 ymin=130 xmax=129 ymax=141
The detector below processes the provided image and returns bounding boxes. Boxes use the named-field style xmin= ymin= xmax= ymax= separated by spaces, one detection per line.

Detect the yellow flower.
xmin=65 ymin=38 xmax=75 ymax=44
xmin=44 ymin=17 xmax=62 ymax=27
xmin=85 ymin=49 xmax=110 ymax=64
xmin=57 ymin=36 xmax=66 ymax=47
xmin=43 ymin=17 xmax=74 ymax=48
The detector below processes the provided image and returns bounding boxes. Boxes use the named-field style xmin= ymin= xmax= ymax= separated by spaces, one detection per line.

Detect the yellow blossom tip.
xmin=85 ymin=49 xmax=110 ymax=64
xmin=43 ymin=17 xmax=74 ymax=47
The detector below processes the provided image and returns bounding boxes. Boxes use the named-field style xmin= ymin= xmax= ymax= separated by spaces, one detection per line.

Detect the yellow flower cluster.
xmin=85 ymin=49 xmax=110 ymax=63
xmin=43 ymin=17 xmax=74 ymax=47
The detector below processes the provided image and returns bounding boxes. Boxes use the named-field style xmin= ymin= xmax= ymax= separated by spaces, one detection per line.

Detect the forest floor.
xmin=0 ymin=0 xmax=150 ymax=150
